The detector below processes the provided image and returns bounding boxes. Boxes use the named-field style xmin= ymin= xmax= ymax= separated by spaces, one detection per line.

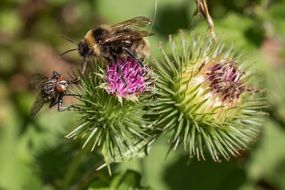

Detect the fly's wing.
xmin=103 ymin=16 xmax=154 ymax=43
xmin=30 ymin=93 xmax=48 ymax=117
xmin=30 ymin=73 xmax=50 ymax=116
xmin=31 ymin=73 xmax=49 ymax=89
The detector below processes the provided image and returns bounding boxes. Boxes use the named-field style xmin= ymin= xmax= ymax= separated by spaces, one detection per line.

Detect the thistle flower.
xmin=104 ymin=57 xmax=154 ymax=102
xmin=66 ymin=59 xmax=154 ymax=164
xmin=150 ymin=32 xmax=266 ymax=162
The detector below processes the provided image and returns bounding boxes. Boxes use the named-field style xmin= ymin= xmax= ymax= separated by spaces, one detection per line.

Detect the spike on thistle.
xmin=150 ymin=32 xmax=267 ymax=162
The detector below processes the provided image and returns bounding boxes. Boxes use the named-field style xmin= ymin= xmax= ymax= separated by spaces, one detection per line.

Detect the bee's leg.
xmin=108 ymin=53 xmax=128 ymax=87
xmin=122 ymin=47 xmax=144 ymax=67
xmin=122 ymin=47 xmax=136 ymax=59
xmin=110 ymin=55 xmax=126 ymax=83
xmin=137 ymin=58 xmax=144 ymax=66
xmin=81 ymin=57 xmax=88 ymax=74
xmin=105 ymin=55 xmax=113 ymax=63
xmin=114 ymin=56 xmax=128 ymax=87
xmin=117 ymin=65 xmax=127 ymax=87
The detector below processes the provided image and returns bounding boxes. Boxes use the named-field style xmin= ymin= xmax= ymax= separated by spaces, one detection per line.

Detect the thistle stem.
xmin=69 ymin=161 xmax=108 ymax=190
xmin=139 ymin=158 xmax=146 ymax=183
xmin=62 ymin=148 xmax=88 ymax=190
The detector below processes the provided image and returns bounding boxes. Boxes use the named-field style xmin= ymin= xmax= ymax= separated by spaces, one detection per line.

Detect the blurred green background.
xmin=1 ymin=0 xmax=285 ymax=189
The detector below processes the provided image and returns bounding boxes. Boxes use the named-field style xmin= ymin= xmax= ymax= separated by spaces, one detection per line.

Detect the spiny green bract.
xmin=66 ymin=60 xmax=153 ymax=164
xmin=149 ymin=31 xmax=267 ymax=162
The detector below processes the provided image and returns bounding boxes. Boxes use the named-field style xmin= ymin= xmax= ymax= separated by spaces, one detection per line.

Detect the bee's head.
xmin=78 ymin=41 xmax=93 ymax=58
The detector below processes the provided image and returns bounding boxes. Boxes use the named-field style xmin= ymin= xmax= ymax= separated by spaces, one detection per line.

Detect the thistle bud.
xmin=151 ymin=32 xmax=266 ymax=162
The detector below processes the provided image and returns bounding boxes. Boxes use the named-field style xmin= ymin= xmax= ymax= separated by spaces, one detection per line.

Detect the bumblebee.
xmin=77 ymin=16 xmax=153 ymax=72
xmin=30 ymin=71 xmax=78 ymax=116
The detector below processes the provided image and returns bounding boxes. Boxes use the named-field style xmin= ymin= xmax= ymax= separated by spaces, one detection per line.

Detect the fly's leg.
xmin=57 ymin=94 xmax=64 ymax=112
xmin=68 ymin=71 xmax=82 ymax=86
xmin=70 ymin=76 xmax=81 ymax=84
xmin=64 ymin=93 xmax=81 ymax=97
xmin=57 ymin=96 xmax=71 ymax=112
xmin=71 ymin=77 xmax=80 ymax=84
xmin=58 ymin=94 xmax=81 ymax=112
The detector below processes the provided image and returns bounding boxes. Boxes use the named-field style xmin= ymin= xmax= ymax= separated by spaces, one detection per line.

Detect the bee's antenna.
xmin=148 ymin=0 xmax=158 ymax=36
xmin=59 ymin=48 xmax=78 ymax=58
xmin=61 ymin=36 xmax=79 ymax=45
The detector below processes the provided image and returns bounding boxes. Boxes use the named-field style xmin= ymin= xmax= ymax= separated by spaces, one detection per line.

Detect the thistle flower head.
xmin=66 ymin=59 xmax=153 ymax=164
xmin=151 ymin=32 xmax=266 ymax=162
xmin=105 ymin=57 xmax=154 ymax=102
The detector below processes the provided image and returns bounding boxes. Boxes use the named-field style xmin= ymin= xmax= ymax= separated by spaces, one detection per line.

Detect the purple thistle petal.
xmin=206 ymin=60 xmax=245 ymax=103
xmin=105 ymin=57 xmax=153 ymax=100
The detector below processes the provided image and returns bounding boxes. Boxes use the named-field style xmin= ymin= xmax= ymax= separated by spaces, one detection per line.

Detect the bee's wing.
xmin=111 ymin=16 xmax=152 ymax=30
xmin=103 ymin=17 xmax=154 ymax=43
xmin=31 ymin=73 xmax=48 ymax=89
xmin=104 ymin=31 xmax=153 ymax=43
xmin=30 ymin=93 xmax=48 ymax=117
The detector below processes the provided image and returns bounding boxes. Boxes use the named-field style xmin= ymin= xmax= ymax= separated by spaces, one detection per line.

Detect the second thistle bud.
xmin=180 ymin=58 xmax=247 ymax=123
xmin=150 ymin=32 xmax=266 ymax=161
